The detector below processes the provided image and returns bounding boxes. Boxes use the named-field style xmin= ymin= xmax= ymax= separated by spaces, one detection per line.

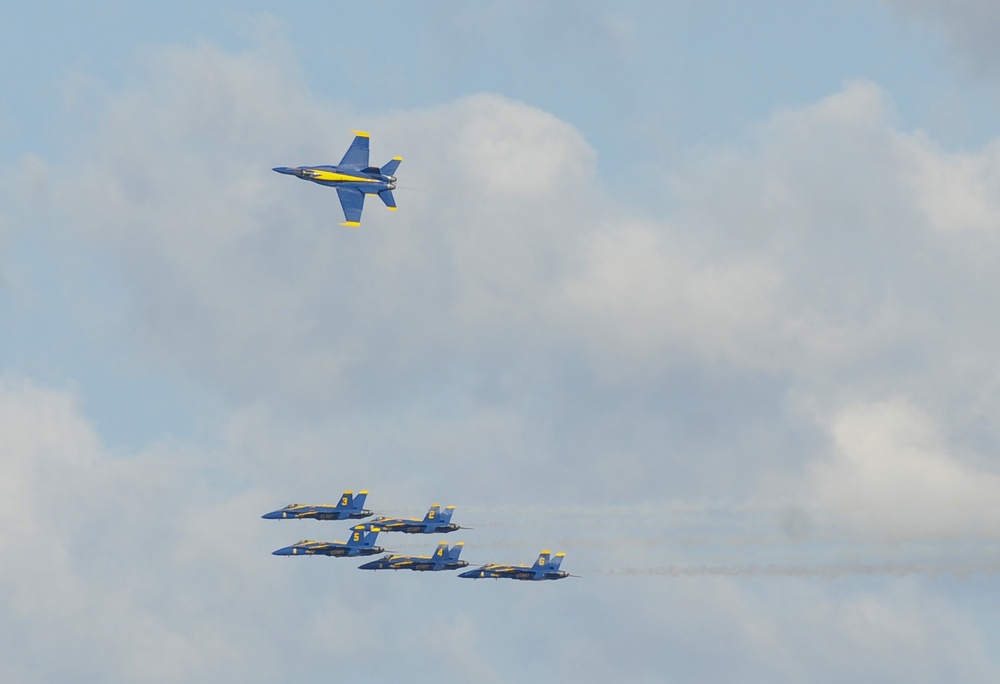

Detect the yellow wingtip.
xmin=350 ymin=130 xmax=370 ymax=137
xmin=387 ymin=206 xmax=397 ymax=211
xmin=392 ymin=156 xmax=402 ymax=161
xmin=340 ymin=221 xmax=362 ymax=227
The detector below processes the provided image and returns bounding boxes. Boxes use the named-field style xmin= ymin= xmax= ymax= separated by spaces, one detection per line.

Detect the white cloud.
xmin=794 ymin=398 xmax=1000 ymax=539
xmin=904 ymin=135 xmax=1000 ymax=234
xmin=27 ymin=44 xmax=1000 ymax=503
xmin=12 ymin=34 xmax=1000 ymax=681
xmin=557 ymin=221 xmax=782 ymax=371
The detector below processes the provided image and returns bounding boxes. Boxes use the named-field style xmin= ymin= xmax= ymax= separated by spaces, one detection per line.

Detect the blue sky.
xmin=5 ymin=2 xmax=1000 ymax=682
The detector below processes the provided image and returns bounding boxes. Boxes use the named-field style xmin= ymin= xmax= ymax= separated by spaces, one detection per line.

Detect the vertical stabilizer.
xmin=423 ymin=505 xmax=441 ymax=523
xmin=338 ymin=491 xmax=353 ymax=509
xmin=531 ymin=551 xmax=552 ymax=571
xmin=349 ymin=526 xmax=380 ymax=549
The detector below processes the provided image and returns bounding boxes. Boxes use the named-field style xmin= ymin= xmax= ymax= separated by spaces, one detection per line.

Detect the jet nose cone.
xmin=262 ymin=511 xmax=281 ymax=519
xmin=272 ymin=167 xmax=296 ymax=175
xmin=272 ymin=547 xmax=294 ymax=556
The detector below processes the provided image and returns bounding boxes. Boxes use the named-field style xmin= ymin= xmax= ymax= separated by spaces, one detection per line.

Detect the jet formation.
xmin=273 ymin=131 xmax=401 ymax=227
xmin=270 ymin=137 xmax=572 ymax=580
xmin=264 ymin=490 xmax=572 ymax=580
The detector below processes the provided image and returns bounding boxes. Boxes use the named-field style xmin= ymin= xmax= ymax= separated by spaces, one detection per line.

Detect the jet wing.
xmin=338 ymin=132 xmax=370 ymax=169
xmin=336 ymin=188 xmax=365 ymax=227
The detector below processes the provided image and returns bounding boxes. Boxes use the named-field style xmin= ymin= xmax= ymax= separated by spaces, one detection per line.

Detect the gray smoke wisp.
xmin=597 ymin=561 xmax=1000 ymax=579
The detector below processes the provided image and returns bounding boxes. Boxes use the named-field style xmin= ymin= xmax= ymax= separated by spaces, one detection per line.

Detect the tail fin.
xmin=348 ymin=526 xmax=380 ymax=548
xmin=338 ymin=490 xmax=354 ymax=509
xmin=531 ymin=550 xmax=552 ymax=571
xmin=423 ymin=504 xmax=441 ymax=522
xmin=352 ymin=490 xmax=368 ymax=511
xmin=378 ymin=190 xmax=397 ymax=210
xmin=439 ymin=505 xmax=455 ymax=524
xmin=447 ymin=542 xmax=465 ymax=562
xmin=380 ymin=157 xmax=402 ymax=177
xmin=433 ymin=542 xmax=449 ymax=559
xmin=548 ymin=552 xmax=565 ymax=572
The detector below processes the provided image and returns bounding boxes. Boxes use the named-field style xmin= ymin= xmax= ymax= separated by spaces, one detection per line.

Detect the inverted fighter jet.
xmin=273 ymin=131 xmax=401 ymax=227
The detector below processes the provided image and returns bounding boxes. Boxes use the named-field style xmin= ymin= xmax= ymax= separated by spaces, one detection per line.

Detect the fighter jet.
xmin=357 ymin=542 xmax=469 ymax=572
xmin=458 ymin=550 xmax=571 ymax=581
xmin=273 ymin=131 xmax=401 ymax=227
xmin=272 ymin=527 xmax=384 ymax=557
xmin=353 ymin=504 xmax=466 ymax=534
xmin=261 ymin=490 xmax=373 ymax=521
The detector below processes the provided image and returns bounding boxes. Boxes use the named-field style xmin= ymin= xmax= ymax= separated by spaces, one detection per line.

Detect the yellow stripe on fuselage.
xmin=309 ymin=170 xmax=379 ymax=183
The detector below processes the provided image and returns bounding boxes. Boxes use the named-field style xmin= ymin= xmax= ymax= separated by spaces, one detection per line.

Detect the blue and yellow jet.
xmin=272 ymin=527 xmax=384 ymax=557
xmin=261 ymin=490 xmax=373 ymax=521
xmin=357 ymin=542 xmax=468 ymax=572
xmin=353 ymin=504 xmax=466 ymax=534
xmin=273 ymin=131 xmax=401 ymax=227
xmin=458 ymin=550 xmax=571 ymax=581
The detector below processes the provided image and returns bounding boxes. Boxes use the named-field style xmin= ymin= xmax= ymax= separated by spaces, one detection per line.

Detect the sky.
xmin=4 ymin=1 xmax=1000 ymax=682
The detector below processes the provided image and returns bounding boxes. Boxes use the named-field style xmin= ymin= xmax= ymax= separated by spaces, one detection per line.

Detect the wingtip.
xmin=340 ymin=221 xmax=362 ymax=228
xmin=350 ymin=130 xmax=370 ymax=138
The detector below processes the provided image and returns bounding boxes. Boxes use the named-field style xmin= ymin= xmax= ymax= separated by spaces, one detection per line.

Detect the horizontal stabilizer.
xmin=379 ymin=190 xmax=397 ymax=210
xmin=380 ymin=157 xmax=402 ymax=177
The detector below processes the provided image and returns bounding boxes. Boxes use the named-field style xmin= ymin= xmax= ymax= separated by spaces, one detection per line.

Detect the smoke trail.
xmin=597 ymin=561 xmax=1000 ymax=579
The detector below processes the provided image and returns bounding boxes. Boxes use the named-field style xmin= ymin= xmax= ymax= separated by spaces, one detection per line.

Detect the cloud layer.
xmin=6 ymin=33 xmax=1000 ymax=682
